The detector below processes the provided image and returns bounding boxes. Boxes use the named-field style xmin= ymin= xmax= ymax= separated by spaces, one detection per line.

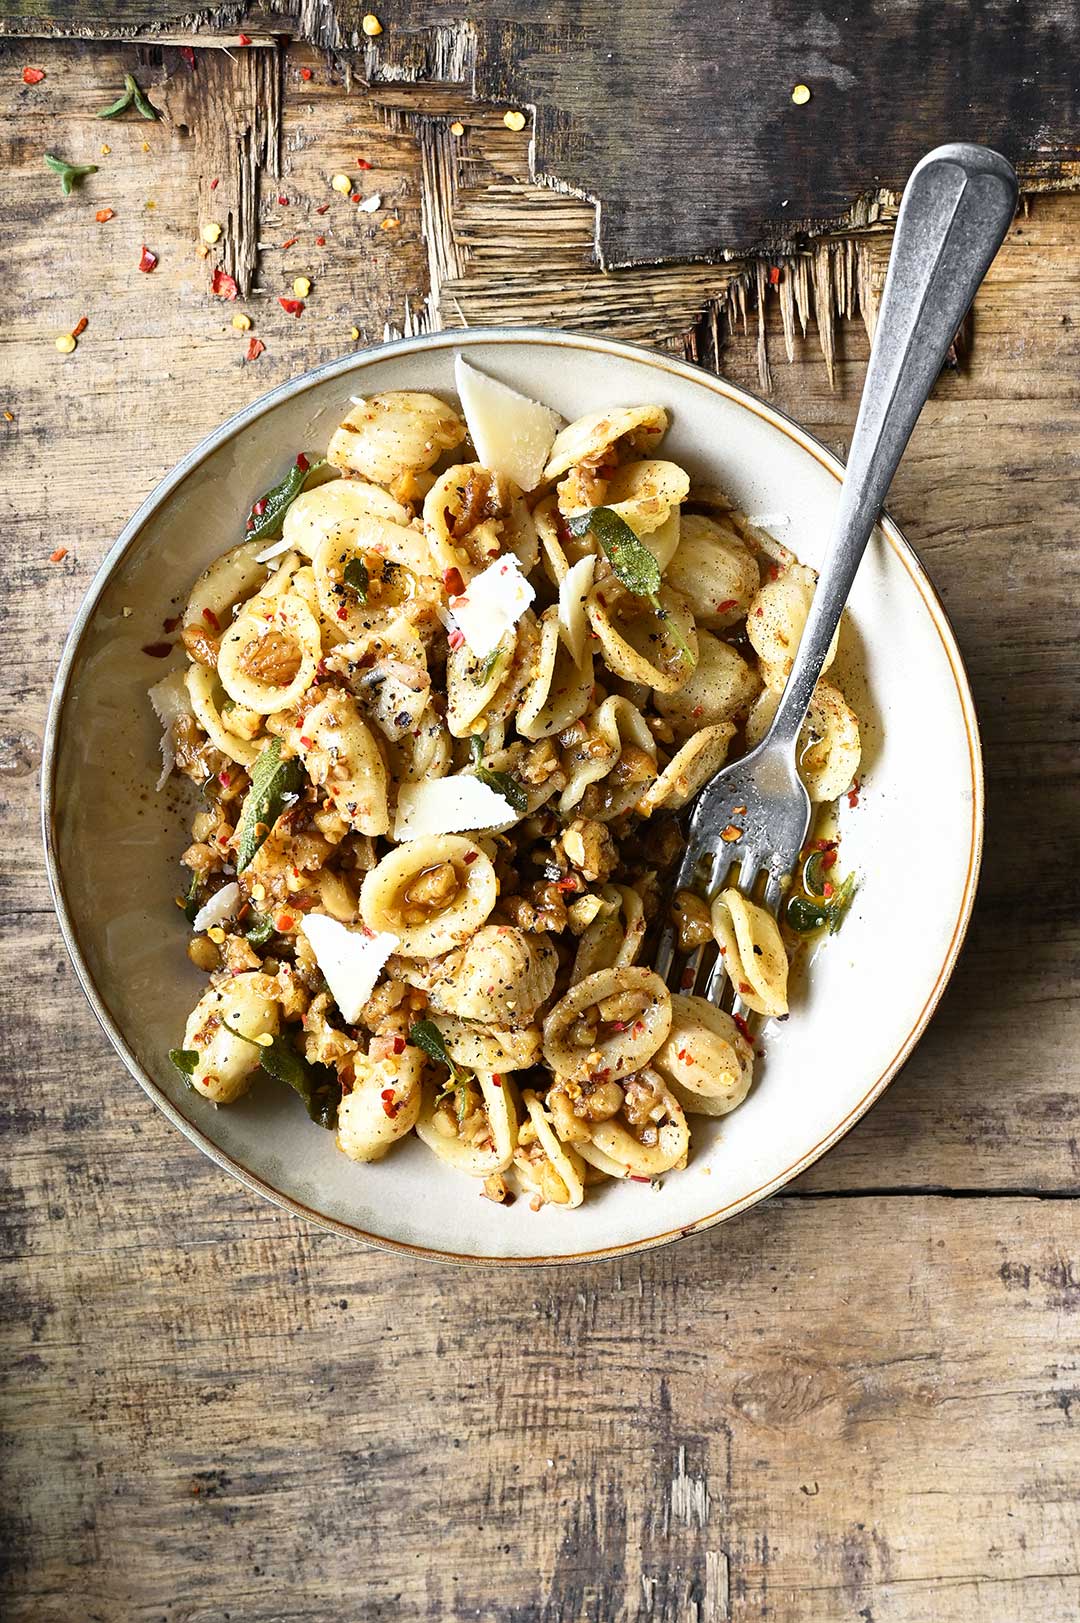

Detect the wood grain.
xmin=2 ymin=36 xmax=1080 ymax=1623
xmin=3 ymin=0 xmax=1080 ymax=266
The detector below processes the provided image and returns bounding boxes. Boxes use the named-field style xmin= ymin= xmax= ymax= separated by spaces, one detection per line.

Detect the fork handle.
xmin=768 ymin=143 xmax=1018 ymax=749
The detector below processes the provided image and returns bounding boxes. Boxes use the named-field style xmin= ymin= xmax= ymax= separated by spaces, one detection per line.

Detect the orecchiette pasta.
xmin=159 ymin=375 xmax=862 ymax=1215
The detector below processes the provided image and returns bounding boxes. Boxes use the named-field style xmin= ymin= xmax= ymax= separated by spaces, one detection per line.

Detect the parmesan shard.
xmin=148 ymin=669 xmax=194 ymax=790
xmin=448 ymin=554 xmax=535 ymax=659
xmin=557 ymin=553 xmax=596 ymax=666
xmin=454 ymin=355 xmax=562 ymax=494
xmin=192 ymin=882 xmax=240 ymax=934
xmin=299 ymin=913 xmax=400 ymax=1025
xmin=394 ymin=776 xmax=518 ymax=840
xmin=254 ymin=536 xmax=292 ymax=564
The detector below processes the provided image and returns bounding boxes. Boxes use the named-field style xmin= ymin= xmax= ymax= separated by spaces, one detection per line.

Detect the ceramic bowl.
xmin=43 ymin=329 xmax=982 ymax=1264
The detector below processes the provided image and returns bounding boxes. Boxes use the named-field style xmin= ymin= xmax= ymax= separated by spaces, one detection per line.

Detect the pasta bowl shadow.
xmin=42 ymin=328 xmax=983 ymax=1265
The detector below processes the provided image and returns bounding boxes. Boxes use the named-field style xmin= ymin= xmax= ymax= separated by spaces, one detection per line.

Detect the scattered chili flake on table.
xmin=231 ymin=312 xmax=251 ymax=331
xmin=280 ymin=235 xmax=298 ymax=249
xmin=55 ymin=334 xmax=76 ymax=354
xmin=300 ymin=67 xmax=313 ymax=80
xmin=292 ymin=275 xmax=311 ymax=297
xmin=315 ymin=202 xmax=330 ymax=215
xmin=138 ymin=245 xmax=157 ymax=272
xmin=3 ymin=411 xmax=13 ymax=422
xmin=23 ymin=66 xmax=46 ymax=84
xmin=180 ymin=45 xmax=196 ymax=70
xmin=94 ymin=207 xmax=114 ymax=223
xmin=314 ymin=234 xmax=326 ymax=246
xmin=349 ymin=325 xmax=360 ymax=340
xmin=237 ymin=32 xmax=253 ymax=45
xmin=71 ymin=316 xmax=88 ymax=337
xmin=350 ymin=192 xmax=361 ymax=203
xmin=246 ymin=337 xmax=265 ymax=361
xmin=211 ymin=268 xmax=238 ymax=299
xmin=278 ymin=297 xmax=304 ymax=316
xmin=277 ymin=194 xmax=289 ymax=206
xmin=768 ymin=264 xmax=781 ymax=285
xmin=200 ymin=221 xmax=222 ymax=244
xmin=449 ymin=121 xmax=464 ymax=136
xmin=356 ymin=158 xmax=373 ymax=169
xmin=210 ymin=176 xmax=219 ymax=190
xmin=50 ymin=547 xmax=68 ymax=563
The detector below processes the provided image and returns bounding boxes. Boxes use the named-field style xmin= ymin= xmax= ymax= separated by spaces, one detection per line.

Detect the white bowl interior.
xmin=48 ymin=332 xmax=980 ymax=1262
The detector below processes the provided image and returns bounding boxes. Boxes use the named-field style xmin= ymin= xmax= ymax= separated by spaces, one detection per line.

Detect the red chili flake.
xmin=210 ymin=177 xmax=220 ymax=191
xmin=49 ymin=546 xmax=68 ymax=563
xmin=275 ymin=912 xmax=295 ymax=932
xmin=299 ymin=735 xmax=314 ymax=749
xmin=71 ymin=316 xmax=88 ymax=338
xmin=847 ymin=787 xmax=860 ymax=808
xmin=336 ymin=604 xmax=348 ymax=620
xmin=279 ymin=297 xmax=305 ymax=316
xmin=238 ymin=32 xmax=253 ymax=45
xmin=556 ymin=875 xmax=578 ymax=893
xmin=823 ymin=880 xmax=834 ymax=898
xmin=315 ymin=235 xmax=326 ymax=246
xmin=492 ymin=1075 xmax=503 ymax=1087
xmin=464 ymin=851 xmax=478 ymax=865
xmin=211 ymin=268 xmax=238 ymax=300
xmin=296 ymin=452 xmax=309 ymax=471
xmin=632 ymin=1019 xmax=645 ymax=1037
xmin=300 ymin=67 xmax=313 ymax=81
xmin=202 ymin=607 xmax=220 ymax=630
xmin=738 ymin=981 xmax=752 ymax=995
xmin=95 ymin=208 xmax=115 ymax=223
xmin=350 ymin=193 xmax=361 ymax=204
xmin=252 ymin=498 xmax=268 ymax=517
xmin=356 ymin=158 xmax=373 ymax=169
xmin=180 ymin=45 xmax=197 ymax=70
xmin=162 ymin=613 xmax=181 ymax=632
xmin=447 ymin=629 xmax=465 ymax=651
xmin=716 ymin=598 xmax=738 ymax=613
xmin=608 ymin=1020 xmax=629 ymax=1033
xmin=218 ymin=769 xmax=231 ymax=786
xmin=23 ymin=67 xmax=46 ymax=84
xmin=443 ymin=566 xmax=465 ymax=594
xmin=691 ymin=704 xmax=704 ymax=718
xmin=755 ymin=607 xmax=764 ymax=617
xmin=768 ymin=563 xmax=780 ymax=580
xmin=278 ymin=195 xmax=290 ymax=207
xmin=629 ymin=1174 xmax=651 ymax=1185
xmin=315 ymin=203 xmax=330 ymax=215
xmin=680 ymin=967 xmax=696 ymax=990
xmin=391 ymin=1036 xmax=405 ymax=1055
xmin=768 ymin=264 xmax=781 ymax=286
xmin=141 ymin=641 xmax=172 ymax=657
xmin=246 ymin=337 xmax=265 ymax=361
xmin=821 ymin=848 xmax=837 ymax=870
xmin=280 ymin=235 xmax=298 ymax=250
xmin=138 ymin=245 xmax=158 ymax=273
xmin=733 ymin=1013 xmax=752 ymax=1043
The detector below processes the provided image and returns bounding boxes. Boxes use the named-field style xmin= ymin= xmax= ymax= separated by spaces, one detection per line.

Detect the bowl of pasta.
xmin=43 ymin=329 xmax=982 ymax=1264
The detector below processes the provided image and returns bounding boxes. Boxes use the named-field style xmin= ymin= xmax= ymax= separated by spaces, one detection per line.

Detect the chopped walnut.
xmin=673 ymin=890 xmax=712 ymax=951
xmin=275 ymin=961 xmax=313 ymax=1022
xmin=237 ymin=628 xmax=303 ymax=687
xmin=559 ymin=817 xmax=617 ymax=883
xmin=222 ymin=934 xmax=261 ymax=975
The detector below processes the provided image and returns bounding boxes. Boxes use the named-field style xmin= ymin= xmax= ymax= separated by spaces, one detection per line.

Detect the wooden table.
xmin=3 ymin=21 xmax=1079 ymax=1622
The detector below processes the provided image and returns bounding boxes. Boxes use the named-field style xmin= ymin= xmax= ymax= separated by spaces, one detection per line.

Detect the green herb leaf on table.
xmin=235 ymin=739 xmax=303 ymax=872
xmin=44 ymin=154 xmax=99 ymax=195
xmin=223 ymin=1023 xmax=339 ymax=1130
xmin=245 ymin=456 xmax=326 ymax=542
xmin=567 ymin=506 xmax=696 ymax=668
xmin=468 ymin=735 xmax=528 ymax=814
xmin=343 ymin=557 xmax=369 ymax=601
xmin=169 ymin=1048 xmax=199 ymax=1085
xmin=97 ymin=73 xmax=160 ymax=120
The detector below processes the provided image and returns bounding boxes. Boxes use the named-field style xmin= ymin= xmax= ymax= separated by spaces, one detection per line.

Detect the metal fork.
xmin=655 ymin=142 xmax=1018 ymax=1007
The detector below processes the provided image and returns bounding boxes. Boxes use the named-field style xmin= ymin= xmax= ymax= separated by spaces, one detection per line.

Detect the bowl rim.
xmin=41 ymin=325 xmax=984 ymax=1267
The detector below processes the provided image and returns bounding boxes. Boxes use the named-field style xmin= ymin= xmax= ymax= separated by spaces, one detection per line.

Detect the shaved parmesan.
xmin=454 ymin=355 xmax=562 ymax=494
xmin=192 ymin=882 xmax=240 ymax=934
xmin=557 ymin=552 xmax=596 ymax=665
xmin=394 ymin=776 xmax=518 ymax=840
xmin=148 ymin=669 xmax=193 ymax=790
xmin=299 ymin=913 xmax=399 ymax=1025
xmin=255 ymin=536 xmax=292 ymax=564
xmin=449 ymin=554 xmax=535 ymax=659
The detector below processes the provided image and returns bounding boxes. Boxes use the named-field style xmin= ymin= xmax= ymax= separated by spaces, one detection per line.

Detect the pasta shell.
xmin=587 ymin=581 xmax=698 ymax=694
xmin=328 ymin=391 xmax=466 ymax=486
xmin=336 ymin=1043 xmax=423 ymax=1162
xmin=217 ymin=591 xmax=323 ymax=715
xmin=656 ymin=632 xmax=761 ymax=737
xmin=517 ymin=606 xmax=594 ymax=740
xmin=572 ymin=884 xmax=646 ymax=980
xmin=542 ymin=965 xmax=672 ymax=1083
xmin=745 ymin=679 xmax=861 ymax=802
xmin=360 ymin=835 xmax=498 ymax=956
xmin=665 ymin=513 xmax=760 ymax=630
xmin=654 ymin=995 xmax=754 ymax=1116
xmin=425 ymin=926 xmax=558 ymax=1026
xmin=183 ymin=538 xmax=266 ymax=667
xmin=515 ymin=1091 xmax=586 ymax=1207
xmin=445 ymin=612 xmax=540 ymax=739
xmin=577 ymin=1073 xmax=690 ymax=1178
xmin=559 ymin=694 xmax=656 ymax=818
xmin=185 ymin=665 xmax=261 ymax=769
xmin=293 ymin=690 xmax=390 ymax=836
xmin=182 ymin=971 xmax=280 ymax=1104
xmin=747 ymin=563 xmax=840 ymax=693
xmin=423 ymin=463 xmax=539 ymax=582
xmin=414 ymin=1072 xmax=518 ymax=1177
xmin=637 ymin=722 xmax=734 ymax=814
xmin=543 ymin=405 xmax=668 ymax=481
xmin=710 ymin=889 xmax=790 ymax=1018
xmin=281 ymin=477 xmax=412 ymax=560
xmin=312 ymin=513 xmax=438 ymax=644
xmin=601 ymin=458 xmax=690 ymax=539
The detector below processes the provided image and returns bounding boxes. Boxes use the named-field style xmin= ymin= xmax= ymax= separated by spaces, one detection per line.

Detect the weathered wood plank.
xmin=4 ymin=0 xmax=1080 ymax=267
xmin=3 ymin=1193 xmax=1080 ymax=1620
